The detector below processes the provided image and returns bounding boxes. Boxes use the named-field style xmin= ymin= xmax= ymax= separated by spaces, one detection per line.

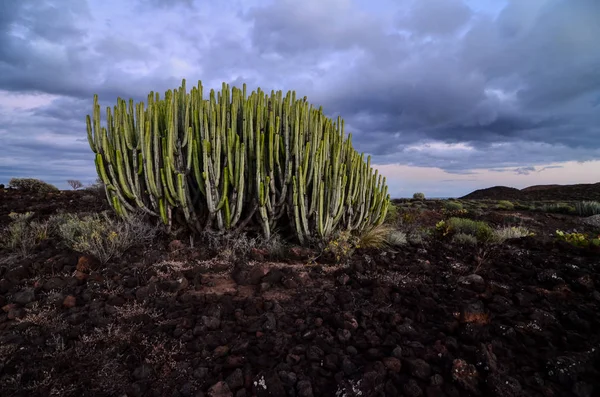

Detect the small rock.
xmin=247 ymin=264 xmax=269 ymax=285
xmin=383 ymin=357 xmax=402 ymax=373
xmin=194 ymin=367 xmax=209 ymax=379
xmin=43 ymin=277 xmax=66 ymax=291
xmin=226 ymin=369 xmax=244 ymax=390
xmin=133 ymin=364 xmax=153 ymax=380
xmin=411 ymin=359 xmax=432 ymax=380
xmin=76 ymin=255 xmax=99 ymax=272
xmin=337 ymin=328 xmax=351 ymax=343
xmin=392 ymin=346 xmax=403 ymax=358
xmin=203 ymin=316 xmax=221 ymax=330
xmin=341 ymin=357 xmax=357 ymax=375
xmin=249 ymin=248 xmax=268 ymax=261
xmin=7 ymin=307 xmax=26 ymax=320
xmin=63 ymin=295 xmax=77 ymax=308
xmin=168 ymin=240 xmax=185 ymax=252
xmin=214 ymin=345 xmax=230 ymax=358
xmin=208 ymin=381 xmax=233 ymax=397
xmin=452 ymin=359 xmax=479 ymax=394
xmin=297 ymin=380 xmax=314 ymax=397
xmin=74 ymin=270 xmax=88 ymax=281
xmin=337 ymin=274 xmax=350 ymax=285
xmin=485 ymin=374 xmax=522 ymax=397
xmin=460 ymin=301 xmax=489 ymax=325
xmin=458 ymin=274 xmax=485 ymax=292
xmin=263 ymin=313 xmax=277 ymax=331
xmin=307 ymin=345 xmax=324 ymax=361
xmin=431 ymin=374 xmax=444 ymax=386
xmin=403 ymin=379 xmax=424 ymax=397
xmin=13 ymin=289 xmax=36 ymax=305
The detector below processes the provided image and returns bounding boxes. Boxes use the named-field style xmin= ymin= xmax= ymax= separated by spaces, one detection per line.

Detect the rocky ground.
xmin=1 ymin=188 xmax=599 ymax=397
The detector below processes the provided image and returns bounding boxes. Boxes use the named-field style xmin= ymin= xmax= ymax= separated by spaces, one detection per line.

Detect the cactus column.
xmin=87 ymin=79 xmax=390 ymax=242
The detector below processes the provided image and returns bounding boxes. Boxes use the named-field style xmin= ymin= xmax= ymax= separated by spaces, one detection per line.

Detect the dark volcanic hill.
xmin=460 ymin=182 xmax=600 ymax=201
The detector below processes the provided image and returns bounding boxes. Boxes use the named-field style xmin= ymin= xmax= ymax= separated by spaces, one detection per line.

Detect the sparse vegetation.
xmin=8 ymin=177 xmax=58 ymax=193
xmin=537 ymin=202 xmax=576 ymax=215
xmin=576 ymin=201 xmax=600 ymax=217
xmin=56 ymin=211 xmax=159 ymax=264
xmin=1 ymin=212 xmax=48 ymax=258
xmin=444 ymin=200 xmax=464 ymax=212
xmin=496 ymin=200 xmax=515 ymax=210
xmin=436 ymin=217 xmax=494 ymax=242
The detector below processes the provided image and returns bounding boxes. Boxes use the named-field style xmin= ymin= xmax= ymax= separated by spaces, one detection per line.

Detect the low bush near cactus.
xmin=1 ymin=212 xmax=49 ymax=258
xmin=57 ymin=211 xmax=159 ymax=264
xmin=9 ymin=178 xmax=58 ymax=193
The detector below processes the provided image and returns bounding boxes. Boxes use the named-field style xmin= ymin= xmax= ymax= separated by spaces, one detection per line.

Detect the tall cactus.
xmin=87 ymin=80 xmax=390 ymax=243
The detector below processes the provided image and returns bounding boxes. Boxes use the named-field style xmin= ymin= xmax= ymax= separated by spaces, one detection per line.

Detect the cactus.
xmin=87 ymin=80 xmax=390 ymax=243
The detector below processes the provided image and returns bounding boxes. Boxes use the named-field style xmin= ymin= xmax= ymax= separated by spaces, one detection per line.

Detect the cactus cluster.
xmin=87 ymin=80 xmax=389 ymax=243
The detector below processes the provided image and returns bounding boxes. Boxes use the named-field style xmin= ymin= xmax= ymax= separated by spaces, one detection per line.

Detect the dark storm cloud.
xmin=0 ymin=0 xmax=599 ymax=190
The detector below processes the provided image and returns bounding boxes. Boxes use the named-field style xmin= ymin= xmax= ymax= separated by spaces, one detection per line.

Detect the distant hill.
xmin=460 ymin=182 xmax=600 ymax=201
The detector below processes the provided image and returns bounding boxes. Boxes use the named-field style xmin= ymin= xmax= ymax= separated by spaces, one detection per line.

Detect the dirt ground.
xmin=1 ymin=188 xmax=599 ymax=397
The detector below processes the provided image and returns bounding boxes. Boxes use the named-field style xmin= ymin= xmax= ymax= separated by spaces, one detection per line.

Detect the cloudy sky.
xmin=1 ymin=0 xmax=599 ymax=198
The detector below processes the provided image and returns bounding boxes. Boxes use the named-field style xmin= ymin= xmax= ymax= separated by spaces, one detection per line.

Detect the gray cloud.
xmin=0 ymin=0 xmax=599 ymax=192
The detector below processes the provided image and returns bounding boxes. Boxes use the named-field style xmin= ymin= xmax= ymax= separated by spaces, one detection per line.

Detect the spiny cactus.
xmin=87 ymin=80 xmax=389 ymax=243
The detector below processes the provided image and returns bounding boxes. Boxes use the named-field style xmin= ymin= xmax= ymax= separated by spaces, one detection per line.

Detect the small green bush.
xmin=1 ymin=212 xmax=46 ymax=258
xmin=575 ymin=201 xmax=600 ymax=217
xmin=538 ymin=203 xmax=576 ymax=215
xmin=385 ymin=203 xmax=400 ymax=225
xmin=57 ymin=211 xmax=159 ymax=264
xmin=9 ymin=178 xmax=58 ymax=193
xmin=496 ymin=200 xmax=514 ymax=210
xmin=492 ymin=226 xmax=534 ymax=243
xmin=413 ymin=192 xmax=425 ymax=200
xmin=438 ymin=217 xmax=494 ymax=242
xmin=452 ymin=232 xmax=478 ymax=246
xmin=444 ymin=201 xmax=464 ymax=211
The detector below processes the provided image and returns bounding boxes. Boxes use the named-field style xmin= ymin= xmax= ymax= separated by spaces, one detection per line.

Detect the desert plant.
xmin=67 ymin=179 xmax=84 ymax=190
xmin=492 ymin=226 xmax=534 ymax=243
xmin=452 ymin=232 xmax=478 ymax=246
xmin=323 ymin=230 xmax=360 ymax=264
xmin=385 ymin=203 xmax=400 ymax=225
xmin=575 ymin=201 xmax=600 ymax=217
xmin=413 ymin=192 xmax=425 ymax=200
xmin=358 ymin=224 xmax=405 ymax=249
xmin=444 ymin=201 xmax=463 ymax=212
xmin=1 ymin=212 xmax=51 ymax=258
xmin=537 ymin=202 xmax=576 ymax=215
xmin=437 ymin=217 xmax=494 ymax=242
xmin=496 ymin=200 xmax=514 ymax=210
xmin=87 ymin=80 xmax=389 ymax=244
xmin=555 ymin=229 xmax=600 ymax=248
xmin=9 ymin=178 xmax=58 ymax=193
xmin=57 ymin=211 xmax=159 ymax=264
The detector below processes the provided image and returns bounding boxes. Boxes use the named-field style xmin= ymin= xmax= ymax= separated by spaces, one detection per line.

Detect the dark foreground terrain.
xmin=1 ymin=188 xmax=599 ymax=397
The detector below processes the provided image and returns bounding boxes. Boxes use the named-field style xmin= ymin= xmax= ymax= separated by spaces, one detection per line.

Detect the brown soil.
xmin=1 ymin=188 xmax=599 ymax=397
xmin=460 ymin=182 xmax=600 ymax=201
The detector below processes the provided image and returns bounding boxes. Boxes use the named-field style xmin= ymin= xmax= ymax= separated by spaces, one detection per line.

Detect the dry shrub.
xmin=57 ymin=211 xmax=159 ymax=264
xmin=1 ymin=212 xmax=51 ymax=258
xmin=9 ymin=178 xmax=58 ymax=193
